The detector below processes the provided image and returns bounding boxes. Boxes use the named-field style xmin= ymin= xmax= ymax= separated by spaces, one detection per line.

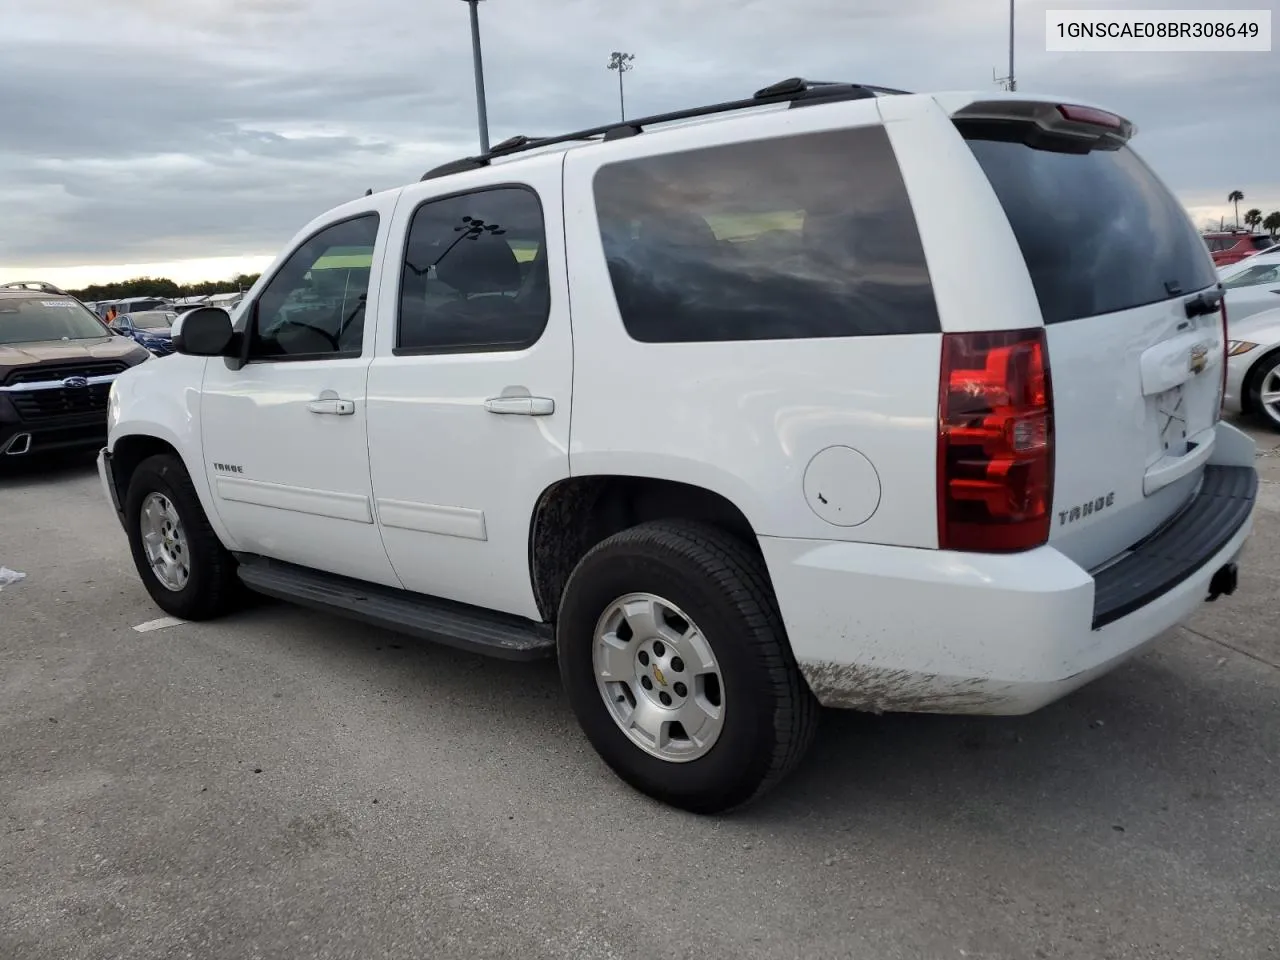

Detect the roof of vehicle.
xmin=416 ymin=79 xmax=1132 ymax=184
xmin=0 ymin=281 xmax=74 ymax=300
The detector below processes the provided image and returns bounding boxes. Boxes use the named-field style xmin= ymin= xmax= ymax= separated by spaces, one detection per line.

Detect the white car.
xmin=96 ymin=80 xmax=1258 ymax=813
xmin=1225 ymin=304 xmax=1280 ymax=430
xmin=1218 ymin=246 xmax=1280 ymax=324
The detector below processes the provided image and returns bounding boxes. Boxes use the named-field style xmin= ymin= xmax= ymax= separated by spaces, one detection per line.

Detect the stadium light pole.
xmin=1008 ymin=0 xmax=1017 ymax=92
xmin=461 ymin=0 xmax=491 ymax=153
xmin=607 ymin=51 xmax=636 ymax=121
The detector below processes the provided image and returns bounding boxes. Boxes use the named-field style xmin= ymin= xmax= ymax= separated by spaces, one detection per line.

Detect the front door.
xmin=365 ymin=153 xmax=573 ymax=618
xmin=201 ymin=200 xmax=402 ymax=587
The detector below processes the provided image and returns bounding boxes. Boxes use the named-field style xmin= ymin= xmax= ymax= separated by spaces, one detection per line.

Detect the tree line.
xmin=67 ymin=274 xmax=262 ymax=302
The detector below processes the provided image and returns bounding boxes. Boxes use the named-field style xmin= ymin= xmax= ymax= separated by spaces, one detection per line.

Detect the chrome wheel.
xmin=593 ymin=593 xmax=725 ymax=763
xmin=139 ymin=491 xmax=190 ymax=592
xmin=1260 ymin=366 xmax=1280 ymax=427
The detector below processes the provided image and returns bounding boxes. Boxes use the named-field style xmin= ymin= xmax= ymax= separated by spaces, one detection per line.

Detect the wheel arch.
xmin=528 ymin=474 xmax=764 ymax=623
xmin=109 ymin=428 xmax=240 ymax=551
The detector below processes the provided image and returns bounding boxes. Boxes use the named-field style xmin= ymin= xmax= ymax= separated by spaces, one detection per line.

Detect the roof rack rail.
xmin=420 ymin=77 xmax=910 ymax=181
xmin=0 ymin=280 xmax=71 ymax=296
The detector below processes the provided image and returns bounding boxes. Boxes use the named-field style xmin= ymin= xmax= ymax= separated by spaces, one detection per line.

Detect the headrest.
xmin=639 ymin=211 xmax=719 ymax=250
xmin=435 ymin=236 xmax=521 ymax=295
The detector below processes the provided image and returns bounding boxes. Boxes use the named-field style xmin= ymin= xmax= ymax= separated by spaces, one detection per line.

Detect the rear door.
xmin=954 ymin=103 xmax=1225 ymax=570
xmin=365 ymin=151 xmax=572 ymax=618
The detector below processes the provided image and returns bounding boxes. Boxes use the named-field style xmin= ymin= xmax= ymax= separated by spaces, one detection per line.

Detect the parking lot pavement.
xmin=2 ymin=428 xmax=1278 ymax=960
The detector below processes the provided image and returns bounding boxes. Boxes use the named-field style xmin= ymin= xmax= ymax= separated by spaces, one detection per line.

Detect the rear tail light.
xmin=937 ymin=328 xmax=1054 ymax=552
xmin=1219 ymin=299 xmax=1229 ymax=416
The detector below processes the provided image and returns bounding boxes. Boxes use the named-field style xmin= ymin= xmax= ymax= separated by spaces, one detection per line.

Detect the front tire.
xmin=124 ymin=453 xmax=239 ymax=620
xmin=557 ymin=520 xmax=818 ymax=814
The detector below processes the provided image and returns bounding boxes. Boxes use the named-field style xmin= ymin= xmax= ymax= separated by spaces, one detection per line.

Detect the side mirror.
xmin=172 ymin=307 xmax=236 ymax=357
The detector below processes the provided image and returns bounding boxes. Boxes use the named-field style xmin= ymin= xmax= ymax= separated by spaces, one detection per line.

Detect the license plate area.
xmin=1153 ymin=384 xmax=1189 ymax=460
xmin=1143 ymin=380 xmax=1218 ymax=495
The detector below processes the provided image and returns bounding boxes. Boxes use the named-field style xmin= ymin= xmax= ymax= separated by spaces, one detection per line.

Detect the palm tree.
xmin=1265 ymin=212 xmax=1280 ymax=239
xmin=1228 ymin=190 xmax=1244 ymax=228
xmin=1244 ymin=208 xmax=1263 ymax=233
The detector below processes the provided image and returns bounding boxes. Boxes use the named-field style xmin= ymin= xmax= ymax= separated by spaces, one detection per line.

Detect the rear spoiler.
xmin=931 ymin=92 xmax=1136 ymax=146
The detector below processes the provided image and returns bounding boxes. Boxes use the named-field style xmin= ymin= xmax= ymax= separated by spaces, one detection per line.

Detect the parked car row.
xmin=85 ymin=293 xmax=245 ymax=327
xmin=77 ymin=295 xmax=248 ymax=357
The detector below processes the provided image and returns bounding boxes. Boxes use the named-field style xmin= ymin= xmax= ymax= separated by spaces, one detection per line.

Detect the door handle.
xmin=307 ymin=398 xmax=355 ymax=416
xmin=484 ymin=396 xmax=555 ymax=416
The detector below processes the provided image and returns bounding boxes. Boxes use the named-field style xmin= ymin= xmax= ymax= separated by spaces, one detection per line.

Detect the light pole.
xmin=1008 ymin=0 xmax=1018 ymax=90
xmin=994 ymin=1 xmax=1017 ymax=91
xmin=460 ymin=0 xmax=490 ymax=153
xmin=607 ymin=51 xmax=635 ymax=121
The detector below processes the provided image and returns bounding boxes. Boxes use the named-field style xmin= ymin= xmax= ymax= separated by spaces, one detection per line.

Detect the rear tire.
xmin=1245 ymin=350 xmax=1280 ymax=432
xmin=557 ymin=520 xmax=818 ymax=814
xmin=124 ymin=453 xmax=240 ymax=620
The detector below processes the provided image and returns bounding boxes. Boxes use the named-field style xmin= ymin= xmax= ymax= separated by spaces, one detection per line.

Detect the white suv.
xmin=98 ymin=80 xmax=1259 ymax=813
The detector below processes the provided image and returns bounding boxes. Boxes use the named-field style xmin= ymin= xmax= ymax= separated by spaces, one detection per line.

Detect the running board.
xmin=234 ymin=556 xmax=555 ymax=661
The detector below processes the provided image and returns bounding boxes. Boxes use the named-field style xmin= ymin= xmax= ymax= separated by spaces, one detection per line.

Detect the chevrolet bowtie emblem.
xmin=1189 ymin=343 xmax=1208 ymax=375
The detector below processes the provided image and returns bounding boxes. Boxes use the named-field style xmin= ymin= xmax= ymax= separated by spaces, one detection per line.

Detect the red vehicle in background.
xmin=1203 ymin=231 xmax=1277 ymax=267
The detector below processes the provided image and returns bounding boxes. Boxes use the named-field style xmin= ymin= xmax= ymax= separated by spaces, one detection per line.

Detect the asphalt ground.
xmin=2 ymin=422 xmax=1278 ymax=960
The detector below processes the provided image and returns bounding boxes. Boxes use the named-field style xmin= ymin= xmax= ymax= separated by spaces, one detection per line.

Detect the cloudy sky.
xmin=1 ymin=0 xmax=1276 ymax=287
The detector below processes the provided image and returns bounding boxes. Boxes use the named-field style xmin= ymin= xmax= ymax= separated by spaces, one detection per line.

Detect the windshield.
xmin=0 ymin=298 xmax=110 ymax=344
xmin=1223 ymin=263 xmax=1280 ymax=289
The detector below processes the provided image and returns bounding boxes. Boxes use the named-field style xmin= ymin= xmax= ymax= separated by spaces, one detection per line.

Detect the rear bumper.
xmin=762 ymin=458 xmax=1257 ymax=716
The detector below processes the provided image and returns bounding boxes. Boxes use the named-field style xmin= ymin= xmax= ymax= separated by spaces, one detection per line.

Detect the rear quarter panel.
xmin=562 ymin=98 xmax=945 ymax=548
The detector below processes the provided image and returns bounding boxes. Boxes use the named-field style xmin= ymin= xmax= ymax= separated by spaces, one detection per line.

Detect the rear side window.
xmin=961 ymin=126 xmax=1218 ymax=324
xmin=396 ymin=186 xmax=550 ymax=354
xmin=592 ymin=126 xmax=939 ymax=343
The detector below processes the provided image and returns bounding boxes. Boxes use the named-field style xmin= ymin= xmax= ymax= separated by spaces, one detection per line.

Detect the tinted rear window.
xmin=961 ymin=125 xmax=1218 ymax=324
xmin=592 ymin=125 xmax=939 ymax=343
